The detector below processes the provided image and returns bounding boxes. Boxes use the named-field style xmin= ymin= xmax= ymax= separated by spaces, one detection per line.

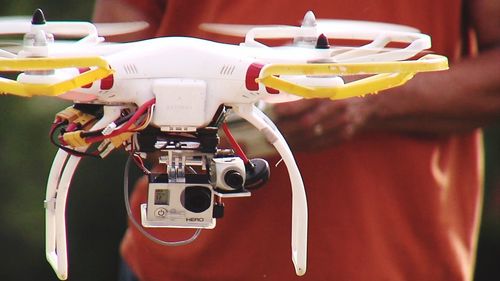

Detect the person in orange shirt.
xmin=93 ymin=0 xmax=500 ymax=280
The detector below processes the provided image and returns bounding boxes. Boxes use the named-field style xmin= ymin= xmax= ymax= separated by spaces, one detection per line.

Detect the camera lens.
xmin=181 ymin=186 xmax=212 ymax=213
xmin=224 ymin=170 xmax=244 ymax=190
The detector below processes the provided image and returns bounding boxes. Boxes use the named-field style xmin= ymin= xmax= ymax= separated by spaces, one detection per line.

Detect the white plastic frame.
xmin=45 ymin=106 xmax=124 ymax=280
xmin=244 ymin=25 xmax=430 ymax=62
xmin=232 ymin=104 xmax=308 ymax=276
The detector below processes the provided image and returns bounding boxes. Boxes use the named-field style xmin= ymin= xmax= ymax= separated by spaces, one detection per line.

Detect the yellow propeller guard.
xmin=257 ymin=54 xmax=448 ymax=100
xmin=0 ymin=56 xmax=113 ymax=97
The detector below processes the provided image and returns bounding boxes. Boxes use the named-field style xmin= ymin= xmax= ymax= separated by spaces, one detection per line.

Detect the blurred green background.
xmin=0 ymin=2 xmax=127 ymax=281
xmin=0 ymin=1 xmax=498 ymax=281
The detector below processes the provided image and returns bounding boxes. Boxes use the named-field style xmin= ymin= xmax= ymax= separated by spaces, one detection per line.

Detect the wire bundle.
xmin=49 ymin=98 xmax=156 ymax=158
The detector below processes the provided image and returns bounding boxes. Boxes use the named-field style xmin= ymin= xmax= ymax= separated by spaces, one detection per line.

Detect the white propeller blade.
xmin=316 ymin=19 xmax=420 ymax=33
xmin=199 ymin=23 xmax=281 ymax=37
xmin=0 ymin=18 xmax=148 ymax=37
xmin=94 ymin=21 xmax=149 ymax=36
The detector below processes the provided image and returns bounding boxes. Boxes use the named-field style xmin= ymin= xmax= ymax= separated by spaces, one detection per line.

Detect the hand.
xmin=273 ymin=97 xmax=374 ymax=151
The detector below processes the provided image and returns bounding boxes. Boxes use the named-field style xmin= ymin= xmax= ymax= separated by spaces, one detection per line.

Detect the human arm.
xmin=274 ymin=0 xmax=500 ymax=150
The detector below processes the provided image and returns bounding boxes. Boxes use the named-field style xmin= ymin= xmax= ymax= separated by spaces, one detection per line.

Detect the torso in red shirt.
xmin=120 ymin=1 xmax=483 ymax=280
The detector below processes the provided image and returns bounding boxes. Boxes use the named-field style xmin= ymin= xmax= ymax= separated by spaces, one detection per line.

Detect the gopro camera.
xmin=141 ymin=154 xmax=252 ymax=229
xmin=141 ymin=182 xmax=218 ymax=229
xmin=137 ymin=127 xmax=270 ymax=229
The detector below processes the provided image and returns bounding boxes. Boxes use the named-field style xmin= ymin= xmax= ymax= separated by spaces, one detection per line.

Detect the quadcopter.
xmin=0 ymin=9 xmax=447 ymax=280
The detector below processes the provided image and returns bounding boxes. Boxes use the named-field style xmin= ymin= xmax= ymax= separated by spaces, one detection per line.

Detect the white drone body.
xmin=37 ymin=37 xmax=322 ymax=124
xmin=0 ymin=10 xmax=448 ymax=280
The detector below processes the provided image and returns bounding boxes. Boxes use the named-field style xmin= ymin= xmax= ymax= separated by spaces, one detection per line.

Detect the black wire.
xmin=115 ymin=111 xmax=135 ymax=126
xmin=79 ymin=129 xmax=103 ymax=138
xmin=49 ymin=121 xmax=100 ymax=158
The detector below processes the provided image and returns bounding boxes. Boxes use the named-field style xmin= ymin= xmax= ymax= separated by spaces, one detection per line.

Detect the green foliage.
xmin=0 ymin=0 xmax=94 ymax=20
xmin=0 ymin=2 xmax=127 ymax=281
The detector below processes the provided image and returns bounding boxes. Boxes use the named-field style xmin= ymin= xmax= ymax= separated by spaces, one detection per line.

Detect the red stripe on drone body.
xmin=245 ymin=63 xmax=262 ymax=91
xmin=78 ymin=67 xmax=93 ymax=88
xmin=245 ymin=63 xmax=280 ymax=94
xmin=100 ymin=74 xmax=114 ymax=90
xmin=266 ymin=82 xmax=279 ymax=94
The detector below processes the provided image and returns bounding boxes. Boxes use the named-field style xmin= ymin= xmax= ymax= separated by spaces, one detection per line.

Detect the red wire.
xmin=86 ymin=98 xmax=156 ymax=144
xmin=222 ymin=123 xmax=250 ymax=164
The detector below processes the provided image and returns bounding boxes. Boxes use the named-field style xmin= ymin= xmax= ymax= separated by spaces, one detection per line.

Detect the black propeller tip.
xmin=31 ymin=9 xmax=46 ymax=25
xmin=315 ymin=33 xmax=330 ymax=49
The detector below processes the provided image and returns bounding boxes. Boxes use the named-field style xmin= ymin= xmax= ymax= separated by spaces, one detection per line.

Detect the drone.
xmin=0 ymin=9 xmax=447 ymax=280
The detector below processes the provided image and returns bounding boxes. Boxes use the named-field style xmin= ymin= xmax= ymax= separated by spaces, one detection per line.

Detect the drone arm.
xmin=232 ymin=104 xmax=308 ymax=276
